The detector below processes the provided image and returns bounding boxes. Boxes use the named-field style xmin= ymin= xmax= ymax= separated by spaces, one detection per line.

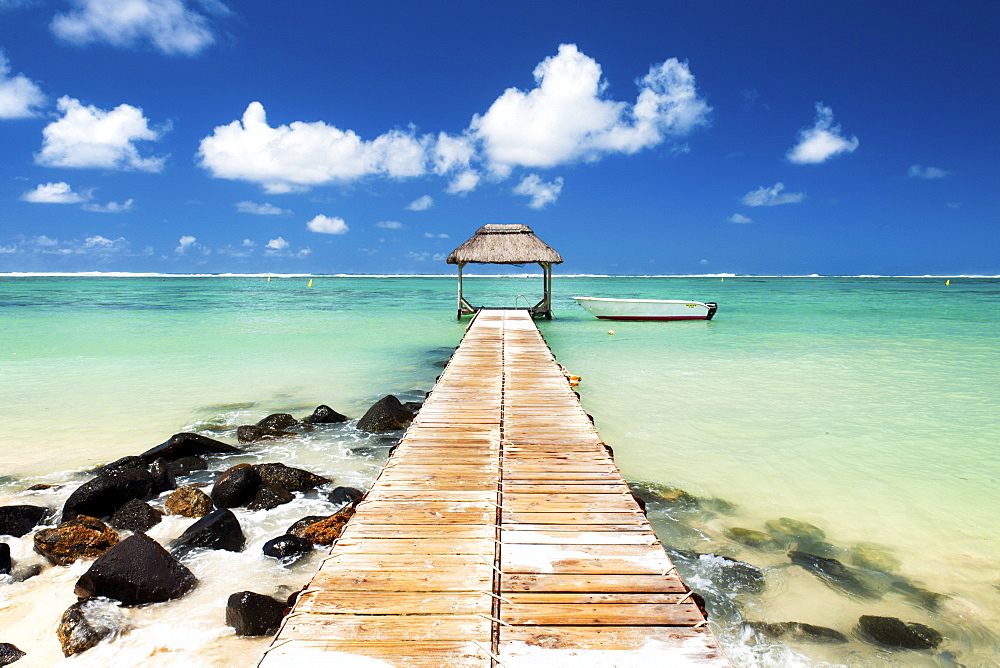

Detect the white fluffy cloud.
xmin=198 ymin=102 xmax=427 ymax=193
xmin=741 ymin=183 xmax=805 ymax=207
xmin=405 ymin=195 xmax=433 ymax=211
xmin=50 ymin=0 xmax=226 ymax=56
xmin=907 ymin=164 xmax=949 ymax=179
xmin=236 ymin=200 xmax=291 ymax=215
xmin=20 ymin=181 xmax=89 ymax=203
xmin=37 ymin=96 xmax=166 ymax=171
xmin=265 ymin=236 xmax=288 ymax=250
xmin=513 ymin=173 xmax=563 ymax=209
xmin=0 ymin=51 xmax=45 ymax=119
xmin=306 ymin=214 xmax=349 ymax=234
xmin=196 ymin=45 xmax=709 ymax=201
xmin=83 ymin=198 xmax=134 ymax=213
xmin=469 ymin=44 xmax=709 ymax=173
xmin=786 ymin=103 xmax=858 ymax=164
xmin=727 ymin=213 xmax=752 ymax=223
xmin=0 ymin=234 xmax=141 ymax=257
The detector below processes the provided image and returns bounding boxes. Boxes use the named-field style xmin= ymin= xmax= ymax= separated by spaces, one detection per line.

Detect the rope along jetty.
xmin=259 ymin=310 xmax=728 ymax=666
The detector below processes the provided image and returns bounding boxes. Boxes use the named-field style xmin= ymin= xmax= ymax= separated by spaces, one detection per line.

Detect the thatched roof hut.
xmin=446 ymin=224 xmax=563 ymax=265
xmin=445 ymin=224 xmax=562 ymax=319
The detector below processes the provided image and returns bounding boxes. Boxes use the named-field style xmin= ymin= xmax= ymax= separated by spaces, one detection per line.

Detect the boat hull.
xmin=573 ymin=297 xmax=718 ymax=321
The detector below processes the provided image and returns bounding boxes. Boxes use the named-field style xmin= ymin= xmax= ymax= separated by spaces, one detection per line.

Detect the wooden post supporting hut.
xmin=446 ymin=224 xmax=563 ymax=319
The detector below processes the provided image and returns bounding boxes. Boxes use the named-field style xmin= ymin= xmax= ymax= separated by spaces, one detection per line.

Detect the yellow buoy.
xmin=266 ymin=276 xmax=271 ymax=282
xmin=721 ymin=277 xmax=725 ymax=282
xmin=307 ymin=279 xmax=313 ymax=287
xmin=607 ymin=330 xmax=615 ymax=335
xmin=945 ymin=279 xmax=951 ymax=286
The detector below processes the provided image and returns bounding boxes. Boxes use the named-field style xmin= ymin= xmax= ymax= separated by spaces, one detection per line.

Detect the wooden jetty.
xmin=258 ymin=310 xmax=727 ymax=666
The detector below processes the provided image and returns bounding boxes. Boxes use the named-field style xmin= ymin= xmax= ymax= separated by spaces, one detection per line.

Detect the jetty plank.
xmin=258 ymin=310 xmax=726 ymax=667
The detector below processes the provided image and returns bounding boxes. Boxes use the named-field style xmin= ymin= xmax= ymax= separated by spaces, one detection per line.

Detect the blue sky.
xmin=0 ymin=0 xmax=997 ymax=275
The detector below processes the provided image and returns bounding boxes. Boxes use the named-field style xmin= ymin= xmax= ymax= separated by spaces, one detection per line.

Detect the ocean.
xmin=1 ymin=275 xmax=998 ymax=666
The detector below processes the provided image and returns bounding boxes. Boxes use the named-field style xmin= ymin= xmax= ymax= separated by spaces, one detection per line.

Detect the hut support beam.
xmin=529 ymin=262 xmax=553 ymax=319
xmin=457 ymin=262 xmax=475 ymax=319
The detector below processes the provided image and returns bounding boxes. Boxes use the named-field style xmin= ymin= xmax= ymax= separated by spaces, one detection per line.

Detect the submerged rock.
xmin=108 ymin=499 xmax=162 ymax=533
xmin=789 ymin=551 xmax=880 ymax=599
xmin=765 ymin=517 xmax=826 ymax=542
xmin=170 ymin=508 xmax=245 ymax=555
xmin=253 ymin=463 xmax=328 ymax=492
xmin=668 ymin=549 xmax=766 ymax=594
xmin=256 ymin=413 xmax=301 ymax=430
xmin=0 ymin=643 xmax=25 ymax=665
xmin=56 ymin=597 xmax=128 ymax=657
xmin=140 ymin=432 xmax=241 ymax=462
xmin=236 ymin=425 xmax=295 ymax=444
xmin=33 ymin=516 xmax=119 ymax=566
xmin=725 ymin=527 xmax=779 ymax=550
xmin=0 ymin=505 xmax=49 ymax=537
xmin=849 ymin=543 xmax=903 ymax=573
xmin=211 ymin=464 xmax=262 ymax=509
xmin=889 ymin=579 xmax=948 ymax=611
xmin=61 ymin=469 xmax=155 ymax=522
xmin=300 ymin=405 xmax=348 ymax=424
xmin=225 ymin=591 xmax=285 ymax=636
xmin=262 ymin=534 xmax=313 ymax=561
xmin=856 ymin=615 xmax=942 ymax=650
xmin=748 ymin=621 xmax=848 ymax=644
xmin=356 ymin=395 xmax=414 ymax=433
xmin=697 ymin=497 xmax=738 ymax=515
xmin=629 ymin=482 xmax=699 ymax=510
xmin=165 ymin=486 xmax=213 ymax=518
xmin=247 ymin=485 xmax=295 ymax=511
xmin=75 ymin=533 xmax=196 ymax=606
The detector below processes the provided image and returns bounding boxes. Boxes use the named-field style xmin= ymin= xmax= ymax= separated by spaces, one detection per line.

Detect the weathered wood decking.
xmin=258 ymin=310 xmax=727 ymax=666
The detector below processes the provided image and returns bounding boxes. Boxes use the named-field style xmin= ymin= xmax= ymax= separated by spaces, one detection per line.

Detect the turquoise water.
xmin=1 ymin=275 xmax=998 ymax=666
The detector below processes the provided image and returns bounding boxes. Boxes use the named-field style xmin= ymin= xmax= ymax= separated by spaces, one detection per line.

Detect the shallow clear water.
xmin=1 ymin=275 xmax=998 ymax=666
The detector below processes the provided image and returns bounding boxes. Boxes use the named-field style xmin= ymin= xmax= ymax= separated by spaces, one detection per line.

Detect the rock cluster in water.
xmin=628 ymin=478 xmax=950 ymax=658
xmin=0 ymin=394 xmax=411 ymax=659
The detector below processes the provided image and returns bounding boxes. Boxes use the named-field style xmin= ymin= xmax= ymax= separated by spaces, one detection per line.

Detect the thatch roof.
xmin=446 ymin=224 xmax=563 ymax=265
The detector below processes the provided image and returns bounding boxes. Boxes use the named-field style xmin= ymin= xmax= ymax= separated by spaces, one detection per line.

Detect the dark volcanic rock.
xmin=252 ymin=463 xmax=328 ymax=492
xmin=286 ymin=515 xmax=330 ymax=538
xmin=148 ymin=458 xmax=176 ymax=494
xmin=164 ymin=486 xmax=213 ymax=518
xmin=169 ymin=456 xmax=208 ymax=477
xmin=0 ymin=643 xmax=25 ymax=665
xmin=356 ymin=395 xmax=414 ymax=433
xmin=225 ymin=591 xmax=285 ymax=636
xmin=856 ymin=615 xmax=942 ymax=650
xmin=0 ymin=542 xmax=10 ymax=575
xmin=61 ymin=469 xmax=155 ymax=522
xmin=74 ymin=533 xmax=196 ymax=606
xmin=300 ymin=404 xmax=348 ymax=424
xmin=256 ymin=413 xmax=301 ymax=430
xmin=93 ymin=456 xmax=148 ymax=476
xmin=725 ymin=527 xmax=779 ymax=550
xmin=236 ymin=425 xmax=295 ymax=444
xmin=56 ymin=598 xmax=127 ymax=656
xmin=170 ymin=509 xmax=245 ymax=555
xmin=262 ymin=534 xmax=313 ymax=561
xmin=140 ymin=432 xmax=242 ymax=463
xmin=0 ymin=505 xmax=49 ymax=537
xmin=211 ymin=464 xmax=262 ymax=509
xmin=247 ymin=485 xmax=295 ymax=511
xmin=668 ymin=549 xmax=766 ymax=594
xmin=108 ymin=499 xmax=162 ymax=533
xmin=789 ymin=551 xmax=880 ymax=599
xmin=33 ymin=516 xmax=119 ymax=566
xmin=765 ymin=517 xmax=826 ymax=542
xmin=748 ymin=621 xmax=848 ymax=644
xmin=327 ymin=486 xmax=363 ymax=508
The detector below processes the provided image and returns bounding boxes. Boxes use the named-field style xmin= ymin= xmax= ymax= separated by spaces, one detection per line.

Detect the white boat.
xmin=573 ymin=296 xmax=718 ymax=321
